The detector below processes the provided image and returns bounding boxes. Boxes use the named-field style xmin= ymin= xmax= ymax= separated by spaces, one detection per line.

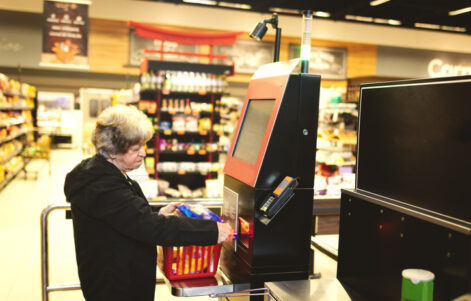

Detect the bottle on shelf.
xmin=156 ymin=71 xmax=163 ymax=90
xmin=149 ymin=71 xmax=157 ymax=90
xmin=140 ymin=72 xmax=151 ymax=90
xmin=184 ymin=98 xmax=192 ymax=115
xmin=168 ymin=99 xmax=175 ymax=113
xmin=163 ymin=72 xmax=172 ymax=91
xmin=161 ymin=98 xmax=168 ymax=112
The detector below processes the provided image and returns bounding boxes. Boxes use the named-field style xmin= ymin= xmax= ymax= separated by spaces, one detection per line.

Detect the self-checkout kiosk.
xmin=220 ymin=58 xmax=320 ymax=297
xmin=161 ymin=59 xmax=321 ymax=300
xmin=338 ymin=76 xmax=471 ymax=300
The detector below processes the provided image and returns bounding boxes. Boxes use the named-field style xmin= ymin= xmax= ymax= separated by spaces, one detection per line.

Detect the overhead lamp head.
xmin=249 ymin=13 xmax=279 ymax=41
xmin=249 ymin=22 xmax=268 ymax=40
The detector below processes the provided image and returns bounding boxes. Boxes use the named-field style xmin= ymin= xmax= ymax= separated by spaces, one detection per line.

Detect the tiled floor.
xmin=0 ymin=148 xmax=337 ymax=301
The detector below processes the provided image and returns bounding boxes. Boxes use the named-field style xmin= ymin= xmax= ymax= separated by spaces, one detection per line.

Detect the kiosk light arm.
xmin=301 ymin=10 xmax=313 ymax=73
xmin=249 ymin=13 xmax=281 ymax=62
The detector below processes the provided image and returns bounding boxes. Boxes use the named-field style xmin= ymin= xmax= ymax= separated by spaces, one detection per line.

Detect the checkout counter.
xmin=161 ymin=69 xmax=471 ymax=300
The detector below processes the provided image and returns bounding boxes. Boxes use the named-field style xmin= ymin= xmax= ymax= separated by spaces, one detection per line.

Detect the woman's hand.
xmin=216 ymin=222 xmax=233 ymax=243
xmin=159 ymin=202 xmax=184 ymax=216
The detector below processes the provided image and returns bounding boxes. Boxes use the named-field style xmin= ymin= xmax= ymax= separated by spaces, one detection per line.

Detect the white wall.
xmin=1 ymin=0 xmax=471 ymax=54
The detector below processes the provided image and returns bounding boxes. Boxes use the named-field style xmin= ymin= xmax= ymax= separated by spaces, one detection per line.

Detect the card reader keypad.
xmin=261 ymin=196 xmax=275 ymax=212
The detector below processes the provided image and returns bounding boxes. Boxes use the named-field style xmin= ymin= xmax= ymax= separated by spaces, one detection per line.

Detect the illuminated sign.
xmin=428 ymin=58 xmax=471 ymax=77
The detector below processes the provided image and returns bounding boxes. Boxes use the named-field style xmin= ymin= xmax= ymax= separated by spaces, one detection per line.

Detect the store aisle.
xmin=0 ymin=148 xmax=337 ymax=301
xmin=0 ymin=148 xmax=83 ymax=301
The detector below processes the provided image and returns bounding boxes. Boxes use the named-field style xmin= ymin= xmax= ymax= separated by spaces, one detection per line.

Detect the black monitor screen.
xmin=357 ymin=78 xmax=471 ymax=223
xmin=232 ymin=99 xmax=276 ymax=165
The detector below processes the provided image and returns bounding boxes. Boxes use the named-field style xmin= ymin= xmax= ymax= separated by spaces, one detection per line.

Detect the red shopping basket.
xmin=163 ymin=243 xmax=222 ymax=280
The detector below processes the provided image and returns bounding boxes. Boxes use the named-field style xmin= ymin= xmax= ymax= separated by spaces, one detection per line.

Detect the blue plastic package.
xmin=177 ymin=204 xmax=238 ymax=240
xmin=177 ymin=204 xmax=223 ymax=222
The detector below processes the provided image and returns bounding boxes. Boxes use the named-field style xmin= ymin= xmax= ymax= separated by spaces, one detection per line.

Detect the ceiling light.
xmin=374 ymin=18 xmax=388 ymax=24
xmin=345 ymin=15 xmax=373 ymax=22
xmin=370 ymin=0 xmax=390 ymax=6
xmin=414 ymin=22 xmax=440 ymax=30
xmin=218 ymin=2 xmax=251 ymax=10
xmin=387 ymin=19 xmax=401 ymax=26
xmin=269 ymin=7 xmax=301 ymax=15
xmin=449 ymin=7 xmax=471 ymax=16
xmin=182 ymin=0 xmax=216 ymax=5
xmin=441 ymin=25 xmax=466 ymax=32
xmin=313 ymin=11 xmax=330 ymax=18
xmin=373 ymin=18 xmax=401 ymax=26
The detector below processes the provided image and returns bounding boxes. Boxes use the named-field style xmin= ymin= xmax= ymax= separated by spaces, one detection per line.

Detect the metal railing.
xmin=40 ymin=199 xmax=223 ymax=301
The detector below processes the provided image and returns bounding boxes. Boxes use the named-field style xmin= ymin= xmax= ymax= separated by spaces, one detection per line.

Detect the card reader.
xmin=258 ymin=176 xmax=298 ymax=225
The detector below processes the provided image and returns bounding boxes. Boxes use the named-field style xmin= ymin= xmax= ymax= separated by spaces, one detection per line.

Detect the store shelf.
xmin=157 ymin=171 xmax=218 ymax=176
xmin=151 ymin=197 xmax=223 ymax=203
xmin=0 ymin=147 xmax=23 ymax=165
xmin=0 ymin=161 xmax=25 ymax=192
xmin=141 ymin=90 xmax=224 ymax=97
xmin=159 ymin=150 xmax=225 ymax=155
xmin=146 ymin=60 xmax=234 ymax=76
xmin=159 ymin=129 xmax=224 ymax=136
xmin=317 ymin=145 xmax=355 ymax=152
xmin=0 ymin=120 xmax=25 ymax=128
xmin=0 ymin=105 xmax=35 ymax=111
xmin=0 ymin=129 xmax=31 ymax=145
xmin=317 ymin=161 xmax=356 ymax=167
xmin=139 ymin=60 xmax=237 ymax=199
xmin=1 ymin=91 xmax=31 ymax=99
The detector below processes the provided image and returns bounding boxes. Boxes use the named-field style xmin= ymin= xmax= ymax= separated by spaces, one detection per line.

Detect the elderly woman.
xmin=64 ymin=105 xmax=232 ymax=301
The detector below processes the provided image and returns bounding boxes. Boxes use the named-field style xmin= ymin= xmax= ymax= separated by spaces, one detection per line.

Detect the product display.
xmin=140 ymin=70 xmax=226 ymax=94
xmin=0 ymin=73 xmax=36 ymax=190
xmin=139 ymin=60 xmax=237 ymax=199
xmin=315 ymin=83 xmax=357 ymax=197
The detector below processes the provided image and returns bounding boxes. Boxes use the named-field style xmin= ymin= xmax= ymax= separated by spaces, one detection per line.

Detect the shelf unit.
xmin=0 ymin=74 xmax=36 ymax=191
xmin=139 ymin=60 xmax=235 ymax=197
xmin=315 ymin=81 xmax=357 ymax=198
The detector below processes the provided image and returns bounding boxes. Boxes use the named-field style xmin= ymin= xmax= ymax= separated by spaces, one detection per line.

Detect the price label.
xmin=177 ymin=170 xmax=186 ymax=175
xmin=199 ymin=130 xmax=208 ymax=135
xmin=187 ymin=150 xmax=195 ymax=155
xmin=177 ymin=130 xmax=185 ymax=135
xmin=163 ymin=130 xmax=172 ymax=135
xmin=198 ymin=150 xmax=207 ymax=155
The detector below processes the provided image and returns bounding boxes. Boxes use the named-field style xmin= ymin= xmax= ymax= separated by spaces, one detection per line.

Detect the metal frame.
xmin=40 ymin=199 xmax=222 ymax=301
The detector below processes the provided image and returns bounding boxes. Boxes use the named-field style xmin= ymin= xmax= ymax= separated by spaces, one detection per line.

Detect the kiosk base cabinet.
xmin=337 ymin=190 xmax=471 ymax=301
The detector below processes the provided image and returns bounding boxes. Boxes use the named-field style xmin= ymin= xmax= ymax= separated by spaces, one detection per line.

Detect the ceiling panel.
xmin=142 ymin=0 xmax=471 ymax=34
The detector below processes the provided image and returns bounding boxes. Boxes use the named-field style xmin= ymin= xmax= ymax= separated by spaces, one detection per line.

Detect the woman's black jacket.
xmin=64 ymin=155 xmax=218 ymax=301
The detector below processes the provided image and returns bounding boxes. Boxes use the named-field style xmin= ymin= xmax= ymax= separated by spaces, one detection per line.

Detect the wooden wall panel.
xmin=89 ymin=19 xmax=137 ymax=75
xmin=87 ymin=18 xmax=377 ymax=80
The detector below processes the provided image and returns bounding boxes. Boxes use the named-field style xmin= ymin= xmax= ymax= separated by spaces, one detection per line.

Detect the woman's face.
xmin=111 ymin=143 xmax=146 ymax=173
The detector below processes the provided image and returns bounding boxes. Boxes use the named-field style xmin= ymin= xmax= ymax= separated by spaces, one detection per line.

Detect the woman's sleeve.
xmin=88 ymin=181 xmax=219 ymax=246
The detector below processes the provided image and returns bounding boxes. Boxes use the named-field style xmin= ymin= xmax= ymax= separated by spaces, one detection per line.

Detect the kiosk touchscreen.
xmin=220 ymin=59 xmax=321 ymax=293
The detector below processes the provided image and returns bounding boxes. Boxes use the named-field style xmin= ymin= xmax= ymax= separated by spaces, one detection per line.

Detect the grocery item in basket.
xmin=177 ymin=204 xmax=223 ymax=223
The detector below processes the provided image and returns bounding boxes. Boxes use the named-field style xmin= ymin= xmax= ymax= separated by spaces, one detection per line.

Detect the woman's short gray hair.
xmin=92 ymin=105 xmax=154 ymax=158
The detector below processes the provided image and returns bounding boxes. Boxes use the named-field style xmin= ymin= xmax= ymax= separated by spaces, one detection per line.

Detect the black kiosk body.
xmin=338 ymin=76 xmax=471 ymax=300
xmin=221 ymin=59 xmax=321 ymax=296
